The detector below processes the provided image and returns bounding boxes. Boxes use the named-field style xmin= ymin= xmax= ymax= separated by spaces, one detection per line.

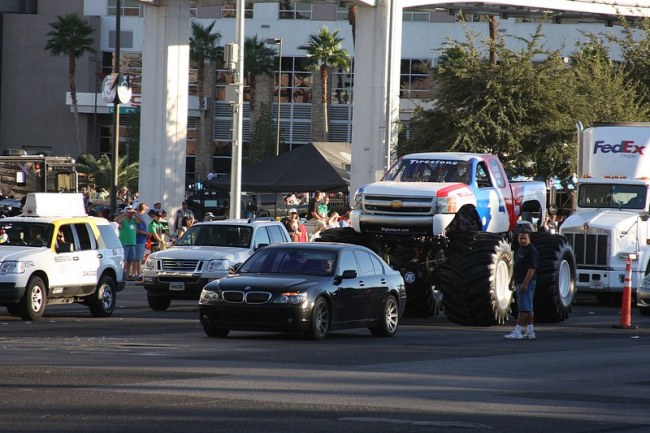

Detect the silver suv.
xmin=143 ymin=217 xmax=291 ymax=310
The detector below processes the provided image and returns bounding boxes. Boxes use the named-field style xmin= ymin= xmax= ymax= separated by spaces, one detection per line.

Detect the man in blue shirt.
xmin=505 ymin=229 xmax=539 ymax=340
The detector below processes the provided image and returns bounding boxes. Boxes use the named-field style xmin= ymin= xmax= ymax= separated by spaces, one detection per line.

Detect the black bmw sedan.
xmin=198 ymin=242 xmax=406 ymax=340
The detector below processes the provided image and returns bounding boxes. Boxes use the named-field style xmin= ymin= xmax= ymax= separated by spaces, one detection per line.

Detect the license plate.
xmin=169 ymin=282 xmax=185 ymax=291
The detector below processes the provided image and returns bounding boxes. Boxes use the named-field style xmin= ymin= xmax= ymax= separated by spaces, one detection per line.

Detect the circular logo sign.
xmin=404 ymin=271 xmax=416 ymax=284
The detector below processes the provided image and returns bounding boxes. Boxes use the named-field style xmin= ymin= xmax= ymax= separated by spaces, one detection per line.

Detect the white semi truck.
xmin=560 ymin=122 xmax=650 ymax=302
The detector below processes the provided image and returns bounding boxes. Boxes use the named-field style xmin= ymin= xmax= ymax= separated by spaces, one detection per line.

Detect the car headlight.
xmin=273 ymin=292 xmax=308 ymax=305
xmin=144 ymin=257 xmax=155 ymax=270
xmin=436 ymin=197 xmax=458 ymax=214
xmin=199 ymin=287 xmax=222 ymax=304
xmin=0 ymin=261 xmax=26 ymax=275
xmin=353 ymin=193 xmax=362 ymax=210
xmin=206 ymin=259 xmax=230 ymax=273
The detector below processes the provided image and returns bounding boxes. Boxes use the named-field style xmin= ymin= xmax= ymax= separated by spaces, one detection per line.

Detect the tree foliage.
xmin=76 ymin=153 xmax=139 ymax=193
xmin=402 ymin=23 xmax=650 ymax=180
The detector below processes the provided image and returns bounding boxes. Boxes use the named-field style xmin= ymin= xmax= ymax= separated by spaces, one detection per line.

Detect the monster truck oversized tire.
xmin=441 ymin=232 xmax=514 ymax=326
xmin=531 ymin=233 xmax=576 ymax=323
xmin=315 ymin=227 xmax=376 ymax=249
xmin=316 ymin=228 xmax=440 ymax=317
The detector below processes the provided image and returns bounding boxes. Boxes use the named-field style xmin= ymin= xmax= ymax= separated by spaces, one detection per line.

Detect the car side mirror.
xmin=229 ymin=263 xmax=242 ymax=274
xmin=255 ymin=243 xmax=269 ymax=251
xmin=341 ymin=269 xmax=357 ymax=279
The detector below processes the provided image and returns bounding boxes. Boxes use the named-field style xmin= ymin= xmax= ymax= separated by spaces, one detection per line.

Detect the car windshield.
xmin=239 ymin=248 xmax=338 ymax=276
xmin=175 ymin=224 xmax=253 ymax=248
xmin=383 ymin=158 xmax=470 ymax=184
xmin=0 ymin=222 xmax=54 ymax=247
xmin=578 ymin=184 xmax=647 ymax=209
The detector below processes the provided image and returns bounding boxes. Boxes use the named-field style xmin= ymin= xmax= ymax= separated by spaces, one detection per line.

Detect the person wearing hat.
xmin=147 ymin=210 xmax=165 ymax=253
xmin=114 ymin=204 xmax=141 ymax=280
xmin=203 ymin=212 xmax=215 ymax=222
xmin=284 ymin=208 xmax=302 ymax=242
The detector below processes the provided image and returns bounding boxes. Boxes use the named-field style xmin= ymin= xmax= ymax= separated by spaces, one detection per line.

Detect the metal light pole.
xmin=229 ymin=0 xmax=245 ymax=219
xmin=265 ymin=38 xmax=282 ymax=155
xmin=110 ymin=0 xmax=122 ymax=215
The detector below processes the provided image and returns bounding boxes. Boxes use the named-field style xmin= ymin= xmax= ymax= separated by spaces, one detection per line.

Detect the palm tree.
xmin=190 ymin=21 xmax=222 ymax=181
xmin=299 ymin=26 xmax=351 ymax=140
xmin=76 ymin=153 xmax=139 ymax=193
xmin=244 ymin=35 xmax=277 ymax=113
xmin=190 ymin=21 xmax=222 ymax=117
xmin=44 ymin=13 xmax=96 ymax=156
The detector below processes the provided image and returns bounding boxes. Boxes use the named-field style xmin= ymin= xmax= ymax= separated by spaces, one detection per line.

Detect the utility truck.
xmin=560 ymin=122 xmax=650 ymax=302
xmin=0 ymin=155 xmax=77 ymax=197
xmin=318 ymin=152 xmax=577 ymax=326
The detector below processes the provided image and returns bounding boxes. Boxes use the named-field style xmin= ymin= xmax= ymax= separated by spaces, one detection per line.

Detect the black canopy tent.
xmin=204 ymin=142 xmax=351 ymax=193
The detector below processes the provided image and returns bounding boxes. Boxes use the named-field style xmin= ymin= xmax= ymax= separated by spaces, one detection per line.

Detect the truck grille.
xmin=564 ymin=233 xmax=608 ymax=267
xmin=222 ymin=291 xmax=272 ymax=304
xmin=363 ymin=195 xmax=434 ymax=215
xmin=159 ymin=259 xmax=202 ymax=272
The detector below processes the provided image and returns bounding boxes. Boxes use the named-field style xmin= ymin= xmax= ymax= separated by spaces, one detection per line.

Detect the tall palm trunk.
xmin=68 ymin=53 xmax=82 ymax=156
xmin=320 ymin=64 xmax=329 ymax=140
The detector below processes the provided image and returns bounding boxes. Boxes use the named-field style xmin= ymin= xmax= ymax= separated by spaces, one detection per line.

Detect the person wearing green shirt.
xmin=148 ymin=211 xmax=165 ymax=252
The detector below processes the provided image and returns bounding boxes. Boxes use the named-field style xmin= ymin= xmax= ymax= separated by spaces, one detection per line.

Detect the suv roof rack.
xmin=248 ymin=216 xmax=275 ymax=223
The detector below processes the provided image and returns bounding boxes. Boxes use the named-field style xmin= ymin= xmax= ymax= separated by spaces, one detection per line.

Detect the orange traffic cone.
xmin=613 ymin=256 xmax=638 ymax=329
xmin=143 ymin=235 xmax=152 ymax=262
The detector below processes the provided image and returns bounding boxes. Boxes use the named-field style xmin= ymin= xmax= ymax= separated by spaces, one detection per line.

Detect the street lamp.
xmin=266 ymin=37 xmax=282 ymax=155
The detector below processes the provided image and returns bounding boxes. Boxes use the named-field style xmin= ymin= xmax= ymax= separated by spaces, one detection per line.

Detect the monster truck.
xmin=318 ymin=152 xmax=576 ymax=326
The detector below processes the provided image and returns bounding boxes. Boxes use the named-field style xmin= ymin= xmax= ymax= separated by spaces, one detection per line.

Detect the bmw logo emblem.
xmin=404 ymin=272 xmax=416 ymax=284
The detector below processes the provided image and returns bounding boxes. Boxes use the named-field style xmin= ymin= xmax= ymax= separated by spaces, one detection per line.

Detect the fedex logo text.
xmin=593 ymin=140 xmax=646 ymax=155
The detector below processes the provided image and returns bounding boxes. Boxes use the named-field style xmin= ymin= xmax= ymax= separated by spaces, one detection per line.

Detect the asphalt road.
xmin=1 ymin=284 xmax=649 ymax=433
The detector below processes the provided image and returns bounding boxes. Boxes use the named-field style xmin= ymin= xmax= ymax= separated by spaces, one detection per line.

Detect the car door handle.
xmin=359 ymin=281 xmax=365 ymax=287
xmin=380 ymin=279 xmax=387 ymax=285
xmin=73 ymin=256 xmax=79 ymax=261
xmin=97 ymin=254 xmax=103 ymax=259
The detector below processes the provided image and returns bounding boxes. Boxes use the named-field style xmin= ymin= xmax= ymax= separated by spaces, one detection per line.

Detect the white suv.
xmin=143 ymin=217 xmax=291 ymax=310
xmin=0 ymin=193 xmax=125 ymax=320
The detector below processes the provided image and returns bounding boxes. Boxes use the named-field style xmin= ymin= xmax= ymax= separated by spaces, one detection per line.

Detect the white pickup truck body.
xmin=351 ymin=152 xmax=546 ymax=236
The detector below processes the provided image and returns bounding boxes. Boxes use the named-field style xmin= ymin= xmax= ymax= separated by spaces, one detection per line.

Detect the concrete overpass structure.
xmin=136 ymin=0 xmax=650 ymax=220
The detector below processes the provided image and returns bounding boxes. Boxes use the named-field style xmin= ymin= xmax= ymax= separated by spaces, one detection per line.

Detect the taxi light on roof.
xmin=22 ymin=193 xmax=87 ymax=218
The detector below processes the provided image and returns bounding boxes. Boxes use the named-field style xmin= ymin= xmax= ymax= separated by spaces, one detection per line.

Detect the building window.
xmin=222 ymin=3 xmax=254 ymax=18
xmin=330 ymin=66 xmax=353 ymax=105
xmin=108 ymin=0 xmax=142 ymax=17
xmin=400 ymin=59 xmax=433 ymax=99
xmin=279 ymin=2 xmax=311 ymax=20
xmin=336 ymin=5 xmax=350 ymax=21
xmin=216 ymin=57 xmax=314 ymax=104
xmin=403 ymin=8 xmax=430 ymax=22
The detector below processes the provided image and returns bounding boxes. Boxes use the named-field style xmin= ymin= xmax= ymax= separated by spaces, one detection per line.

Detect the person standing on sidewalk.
xmin=134 ymin=202 xmax=150 ymax=280
xmin=505 ymin=229 xmax=539 ymax=340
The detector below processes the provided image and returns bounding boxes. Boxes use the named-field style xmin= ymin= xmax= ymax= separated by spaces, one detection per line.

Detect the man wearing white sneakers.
xmin=505 ymin=229 xmax=538 ymax=340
